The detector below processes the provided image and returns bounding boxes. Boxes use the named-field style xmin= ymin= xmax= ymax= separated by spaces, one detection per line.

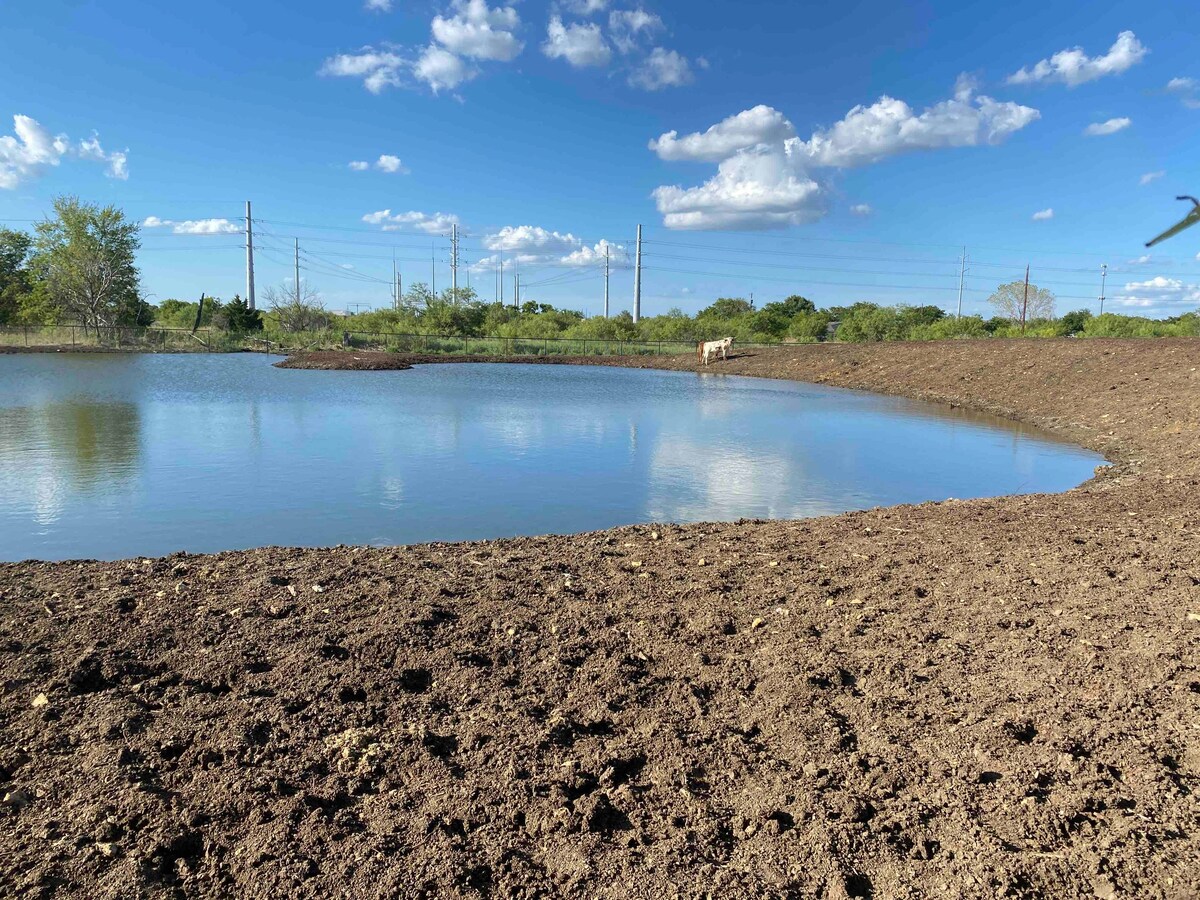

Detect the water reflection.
xmin=0 ymin=355 xmax=1104 ymax=561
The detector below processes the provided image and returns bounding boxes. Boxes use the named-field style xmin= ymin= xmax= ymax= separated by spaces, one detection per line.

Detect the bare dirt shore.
xmin=2 ymin=339 xmax=1198 ymax=899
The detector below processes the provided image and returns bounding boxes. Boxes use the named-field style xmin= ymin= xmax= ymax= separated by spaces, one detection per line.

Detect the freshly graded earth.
xmin=2 ymin=339 xmax=1199 ymax=899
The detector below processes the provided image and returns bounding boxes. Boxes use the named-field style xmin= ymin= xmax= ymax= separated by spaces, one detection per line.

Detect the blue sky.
xmin=2 ymin=0 xmax=1199 ymax=317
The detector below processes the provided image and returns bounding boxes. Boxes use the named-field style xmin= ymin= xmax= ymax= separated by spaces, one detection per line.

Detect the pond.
xmin=0 ymin=354 xmax=1104 ymax=561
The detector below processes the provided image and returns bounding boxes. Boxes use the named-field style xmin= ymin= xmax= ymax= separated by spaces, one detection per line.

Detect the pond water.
xmin=0 ymin=354 xmax=1104 ymax=561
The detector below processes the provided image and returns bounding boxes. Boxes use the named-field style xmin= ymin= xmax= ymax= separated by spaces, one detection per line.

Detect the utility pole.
xmin=604 ymin=246 xmax=610 ymax=318
xmin=633 ymin=224 xmax=642 ymax=324
xmin=499 ymin=250 xmax=504 ymax=305
xmin=1099 ymin=263 xmax=1108 ymax=315
xmin=514 ymin=273 xmax=520 ymax=310
xmin=450 ymin=224 xmax=459 ymax=300
xmin=245 ymin=201 xmax=256 ymax=310
xmin=956 ymin=247 xmax=968 ymax=319
xmin=294 ymin=238 xmax=300 ymax=304
xmin=393 ymin=251 xmax=399 ymax=310
xmin=1020 ymin=264 xmax=1030 ymax=334
xmin=431 ymin=243 xmax=436 ymax=298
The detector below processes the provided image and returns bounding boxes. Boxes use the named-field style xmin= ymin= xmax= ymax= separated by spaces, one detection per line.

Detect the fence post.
xmin=72 ymin=325 xmax=76 ymax=348
xmin=25 ymin=325 xmax=29 ymax=346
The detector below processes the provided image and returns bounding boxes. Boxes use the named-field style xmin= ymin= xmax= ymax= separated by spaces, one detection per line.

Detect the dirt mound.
xmin=2 ymin=339 xmax=1199 ymax=899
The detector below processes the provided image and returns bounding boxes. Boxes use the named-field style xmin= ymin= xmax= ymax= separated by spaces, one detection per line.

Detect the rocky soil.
xmin=2 ymin=339 xmax=1199 ymax=899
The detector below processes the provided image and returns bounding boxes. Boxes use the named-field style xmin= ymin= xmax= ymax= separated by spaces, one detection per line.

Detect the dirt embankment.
xmin=3 ymin=339 xmax=1199 ymax=899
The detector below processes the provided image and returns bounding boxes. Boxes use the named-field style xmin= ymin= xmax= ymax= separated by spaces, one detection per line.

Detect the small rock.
xmin=1187 ymin=612 xmax=1200 ymax=623
xmin=96 ymin=842 xmax=121 ymax=858
xmin=31 ymin=693 xmax=49 ymax=708
xmin=750 ymin=617 xmax=765 ymax=630
xmin=697 ymin=558 xmax=707 ymax=567
xmin=2 ymin=789 xmax=31 ymax=809
xmin=312 ymin=585 xmax=325 ymax=594
xmin=287 ymin=585 xmax=297 ymax=597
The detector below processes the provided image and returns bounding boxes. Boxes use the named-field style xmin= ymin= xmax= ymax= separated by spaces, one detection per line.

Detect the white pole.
xmin=1099 ymin=263 xmax=1108 ymax=315
xmin=499 ymin=250 xmax=504 ymax=305
xmin=604 ymin=246 xmax=610 ymax=318
xmin=393 ymin=252 xmax=398 ymax=309
xmin=956 ymin=246 xmax=967 ymax=319
xmin=451 ymin=224 xmax=458 ymax=300
xmin=431 ymin=243 xmax=436 ymax=298
xmin=633 ymin=224 xmax=642 ymax=324
xmin=294 ymin=238 xmax=300 ymax=304
xmin=245 ymin=201 xmax=256 ymax=310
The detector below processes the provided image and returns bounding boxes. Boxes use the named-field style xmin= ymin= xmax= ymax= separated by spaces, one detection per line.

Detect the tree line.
xmin=4 ymin=196 xmax=1197 ymax=343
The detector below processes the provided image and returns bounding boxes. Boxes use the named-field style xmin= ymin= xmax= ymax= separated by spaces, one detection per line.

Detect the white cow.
xmin=697 ymin=337 xmax=734 ymax=365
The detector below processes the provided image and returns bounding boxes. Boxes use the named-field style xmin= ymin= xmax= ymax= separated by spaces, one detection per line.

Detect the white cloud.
xmin=320 ymin=48 xmax=406 ymax=93
xmin=1084 ymin=117 xmax=1131 ymax=136
xmin=431 ymin=0 xmax=522 ymax=62
xmin=1140 ymin=170 xmax=1165 ymax=186
xmin=1166 ymin=77 xmax=1200 ymax=109
xmin=649 ymin=105 xmax=796 ymax=162
xmin=484 ymin=225 xmax=581 ymax=253
xmin=1007 ymin=31 xmax=1147 ymax=87
xmin=608 ymin=9 xmax=663 ymax=54
xmin=1032 ymin=208 xmax=1054 ymax=221
xmin=376 ymin=154 xmax=407 ymax=173
xmin=143 ymin=217 xmax=240 ymax=235
xmin=1127 ymin=255 xmax=1152 ymax=265
xmin=474 ymin=225 xmax=630 ymax=269
xmin=567 ymin=0 xmax=609 ymax=13
xmin=543 ymin=16 xmax=612 ymax=68
xmin=652 ymin=142 xmax=825 ymax=230
xmin=629 ymin=47 xmax=693 ymax=90
xmin=0 ymin=115 xmax=129 ymax=189
xmin=413 ymin=44 xmax=477 ymax=91
xmin=1115 ymin=275 xmax=1200 ymax=311
xmin=362 ymin=209 xmax=460 ymax=234
xmin=350 ymin=155 xmax=409 ymax=173
xmin=650 ymin=77 xmax=1039 ymax=231
xmin=365 ymin=0 xmax=393 ymax=10
xmin=850 ymin=203 xmax=873 ymax=216
xmin=795 ymin=76 xmax=1040 ymax=168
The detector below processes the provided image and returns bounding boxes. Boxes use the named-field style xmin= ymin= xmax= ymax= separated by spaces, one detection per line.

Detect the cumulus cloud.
xmin=1115 ymin=275 xmax=1200 ymax=312
xmin=413 ymin=45 xmax=477 ymax=91
xmin=362 ymin=209 xmax=460 ymax=234
xmin=567 ymin=0 xmax=609 ymax=13
xmin=0 ymin=115 xmax=129 ymax=189
xmin=795 ymin=76 xmax=1040 ymax=168
xmin=350 ymin=154 xmax=409 ymax=173
xmin=629 ymin=47 xmax=693 ymax=90
xmin=650 ymin=77 xmax=1039 ymax=230
xmin=1032 ymin=208 xmax=1054 ymax=221
xmin=1127 ymin=254 xmax=1153 ymax=265
xmin=543 ymin=16 xmax=612 ymax=68
xmin=649 ymin=106 xmax=796 ymax=162
xmin=1084 ymin=117 xmax=1131 ymax=136
xmin=365 ymin=0 xmax=392 ymax=10
xmin=850 ymin=204 xmax=873 ymax=216
xmin=320 ymin=48 xmax=406 ymax=93
xmin=474 ymin=224 xmax=630 ymax=269
xmin=1007 ymin=31 xmax=1147 ymax=87
xmin=1140 ymin=170 xmax=1165 ymax=186
xmin=608 ymin=9 xmax=663 ymax=54
xmin=143 ymin=216 xmax=240 ymax=235
xmin=431 ymin=0 xmax=522 ymax=62
xmin=652 ymin=143 xmax=825 ymax=230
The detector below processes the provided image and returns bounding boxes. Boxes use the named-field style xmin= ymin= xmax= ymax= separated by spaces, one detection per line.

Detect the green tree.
xmin=31 ymin=196 xmax=147 ymax=330
xmin=0 ymin=227 xmax=33 ymax=325
xmin=216 ymin=295 xmax=263 ymax=332
xmin=699 ymin=297 xmax=753 ymax=319
xmin=1059 ymin=309 xmax=1093 ymax=335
